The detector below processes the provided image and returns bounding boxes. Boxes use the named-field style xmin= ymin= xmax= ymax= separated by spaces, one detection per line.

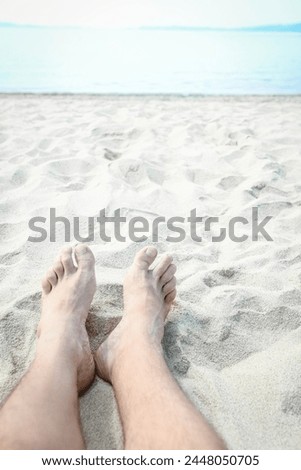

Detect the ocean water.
xmin=0 ymin=26 xmax=301 ymax=94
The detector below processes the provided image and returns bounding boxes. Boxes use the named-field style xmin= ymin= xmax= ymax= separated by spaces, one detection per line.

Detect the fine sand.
xmin=0 ymin=95 xmax=301 ymax=449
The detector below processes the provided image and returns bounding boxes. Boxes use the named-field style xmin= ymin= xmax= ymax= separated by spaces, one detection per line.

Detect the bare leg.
xmin=95 ymin=247 xmax=225 ymax=450
xmin=0 ymin=245 xmax=96 ymax=449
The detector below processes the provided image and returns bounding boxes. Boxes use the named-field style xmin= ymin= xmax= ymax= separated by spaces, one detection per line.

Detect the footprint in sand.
xmin=203 ymin=268 xmax=238 ymax=288
xmin=218 ymin=175 xmax=245 ymax=191
xmin=104 ymin=148 xmax=121 ymax=161
xmin=10 ymin=168 xmax=29 ymax=187
xmin=46 ymin=158 xmax=93 ymax=177
xmin=264 ymin=161 xmax=286 ymax=180
xmin=228 ymin=128 xmax=255 ymax=142
xmin=248 ymin=182 xmax=266 ymax=198
xmin=109 ymin=159 xmax=147 ymax=186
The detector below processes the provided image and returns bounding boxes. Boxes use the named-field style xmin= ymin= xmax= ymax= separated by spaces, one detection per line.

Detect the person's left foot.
xmin=38 ymin=244 xmax=96 ymax=393
xmin=95 ymin=246 xmax=177 ymax=384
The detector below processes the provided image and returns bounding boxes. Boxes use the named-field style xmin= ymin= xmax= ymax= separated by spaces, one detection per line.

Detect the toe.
xmin=165 ymin=288 xmax=177 ymax=304
xmin=153 ymin=253 xmax=173 ymax=279
xmin=162 ymin=276 xmax=176 ymax=295
xmin=53 ymin=258 xmax=64 ymax=280
xmin=46 ymin=268 xmax=58 ymax=288
xmin=41 ymin=276 xmax=51 ymax=294
xmin=74 ymin=244 xmax=95 ymax=271
xmin=133 ymin=246 xmax=158 ymax=270
xmin=60 ymin=246 xmax=76 ymax=275
xmin=160 ymin=263 xmax=177 ymax=286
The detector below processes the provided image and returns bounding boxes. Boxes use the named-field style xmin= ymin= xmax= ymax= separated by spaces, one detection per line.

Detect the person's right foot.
xmin=38 ymin=244 xmax=96 ymax=394
xmin=95 ymin=246 xmax=177 ymax=383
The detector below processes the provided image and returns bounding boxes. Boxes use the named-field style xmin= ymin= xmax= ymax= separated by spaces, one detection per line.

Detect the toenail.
xmin=145 ymin=246 xmax=157 ymax=257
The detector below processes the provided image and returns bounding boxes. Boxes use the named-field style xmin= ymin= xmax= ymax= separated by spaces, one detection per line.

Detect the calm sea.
xmin=0 ymin=26 xmax=301 ymax=94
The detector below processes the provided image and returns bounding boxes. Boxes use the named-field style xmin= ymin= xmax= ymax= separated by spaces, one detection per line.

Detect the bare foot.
xmin=38 ymin=244 xmax=96 ymax=394
xmin=95 ymin=246 xmax=177 ymax=383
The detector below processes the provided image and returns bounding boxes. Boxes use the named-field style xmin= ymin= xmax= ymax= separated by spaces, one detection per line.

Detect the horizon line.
xmin=0 ymin=21 xmax=301 ymax=31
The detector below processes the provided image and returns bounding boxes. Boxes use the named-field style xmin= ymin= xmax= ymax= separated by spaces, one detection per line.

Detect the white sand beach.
xmin=0 ymin=94 xmax=301 ymax=449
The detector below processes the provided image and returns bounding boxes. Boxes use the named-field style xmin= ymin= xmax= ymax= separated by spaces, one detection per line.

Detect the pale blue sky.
xmin=0 ymin=0 xmax=301 ymax=28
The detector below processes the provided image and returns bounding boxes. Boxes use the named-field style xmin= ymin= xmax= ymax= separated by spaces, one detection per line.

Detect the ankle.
xmin=122 ymin=313 xmax=164 ymax=343
xmin=110 ymin=333 xmax=163 ymax=379
xmin=114 ymin=338 xmax=164 ymax=383
xmin=36 ymin=327 xmax=81 ymax=364
xmin=95 ymin=322 xmax=164 ymax=383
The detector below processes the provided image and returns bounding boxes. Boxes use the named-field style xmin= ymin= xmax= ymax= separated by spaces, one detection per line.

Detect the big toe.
xmin=133 ymin=246 xmax=158 ymax=270
xmin=75 ymin=244 xmax=95 ymax=271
